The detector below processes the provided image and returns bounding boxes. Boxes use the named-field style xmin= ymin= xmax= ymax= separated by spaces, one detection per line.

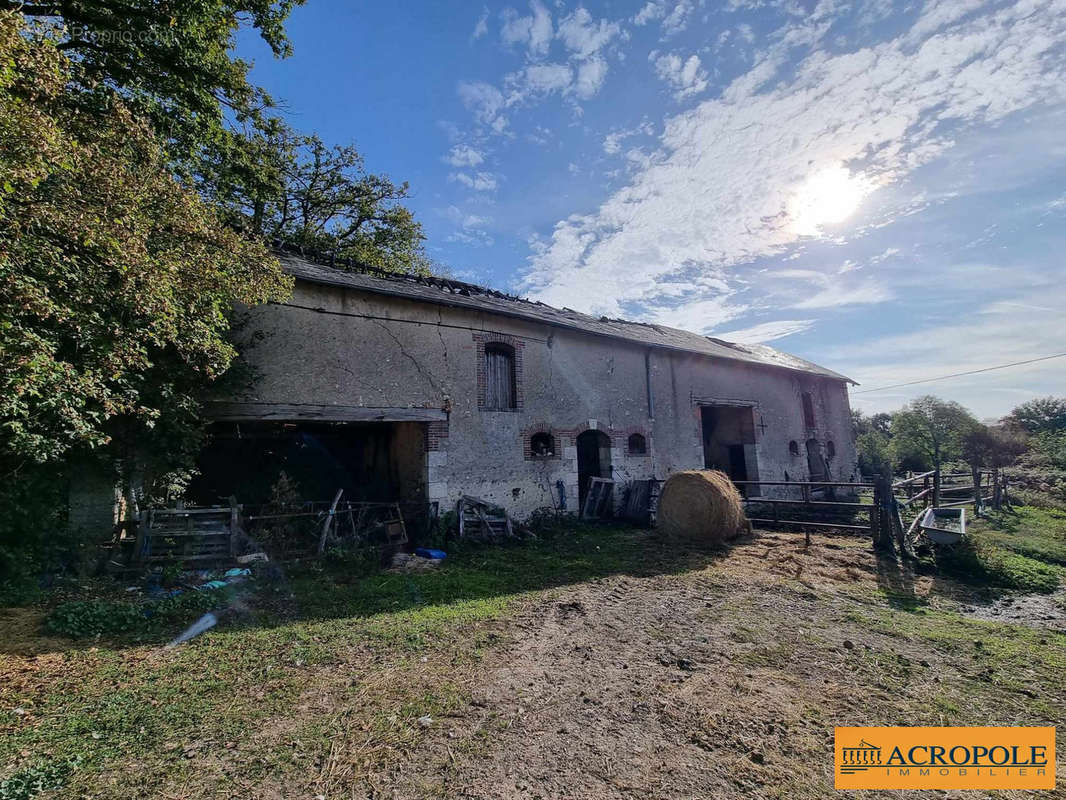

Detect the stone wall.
xmin=227 ymin=279 xmax=859 ymax=518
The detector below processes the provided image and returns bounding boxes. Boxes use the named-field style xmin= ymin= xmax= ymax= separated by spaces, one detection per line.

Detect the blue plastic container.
xmin=414 ymin=547 xmax=447 ymax=560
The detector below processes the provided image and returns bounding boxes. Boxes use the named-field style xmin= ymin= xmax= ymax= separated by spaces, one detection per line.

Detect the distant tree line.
xmin=853 ymin=395 xmax=1066 ymax=508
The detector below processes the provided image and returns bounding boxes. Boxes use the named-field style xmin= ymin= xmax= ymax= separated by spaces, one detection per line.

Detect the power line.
xmin=852 ymin=352 xmax=1066 ymax=394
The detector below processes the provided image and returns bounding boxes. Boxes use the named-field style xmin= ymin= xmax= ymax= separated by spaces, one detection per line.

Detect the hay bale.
xmin=657 ymin=470 xmax=748 ymax=543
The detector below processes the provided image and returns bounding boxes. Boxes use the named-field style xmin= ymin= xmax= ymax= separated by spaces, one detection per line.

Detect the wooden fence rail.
xmin=734 ymin=466 xmax=1011 ymax=552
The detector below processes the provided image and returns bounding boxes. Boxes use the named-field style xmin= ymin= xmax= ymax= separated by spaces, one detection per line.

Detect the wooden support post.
xmin=932 ymin=469 xmax=941 ymax=507
xmin=229 ymin=496 xmax=240 ymax=557
xmin=317 ymin=488 xmax=344 ymax=555
xmin=872 ymin=472 xmax=896 ymax=555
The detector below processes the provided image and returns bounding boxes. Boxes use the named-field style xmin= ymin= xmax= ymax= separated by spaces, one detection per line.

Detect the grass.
xmin=935 ymin=505 xmax=1065 ymax=593
xmin=0 ymin=510 xmax=1064 ymax=798
xmin=0 ymin=524 xmax=722 ymax=798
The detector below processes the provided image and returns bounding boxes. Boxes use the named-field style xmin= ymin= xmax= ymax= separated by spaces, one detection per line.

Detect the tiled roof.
xmin=279 ymin=252 xmax=854 ymax=384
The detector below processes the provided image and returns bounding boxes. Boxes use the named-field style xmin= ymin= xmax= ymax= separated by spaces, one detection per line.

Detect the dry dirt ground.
xmin=357 ymin=534 xmax=1064 ymax=799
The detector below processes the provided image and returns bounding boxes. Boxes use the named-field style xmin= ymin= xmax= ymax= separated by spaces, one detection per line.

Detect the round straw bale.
xmin=657 ymin=470 xmax=748 ymax=543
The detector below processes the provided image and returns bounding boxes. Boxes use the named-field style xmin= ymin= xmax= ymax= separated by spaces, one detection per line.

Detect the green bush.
xmin=46 ymin=588 xmax=229 ymax=639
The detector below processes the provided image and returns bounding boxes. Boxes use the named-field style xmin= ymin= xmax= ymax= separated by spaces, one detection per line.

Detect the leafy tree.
xmin=206 ymin=132 xmax=429 ymax=273
xmin=961 ymin=424 xmax=1027 ymax=510
xmin=891 ymin=396 xmax=979 ymax=480
xmin=851 ymin=409 xmax=891 ymax=438
xmin=856 ymin=430 xmax=895 ymax=477
xmin=5 ymin=0 xmax=302 ymax=160
xmin=1006 ymin=396 xmax=1066 ymax=435
xmin=0 ymin=13 xmax=291 ymax=474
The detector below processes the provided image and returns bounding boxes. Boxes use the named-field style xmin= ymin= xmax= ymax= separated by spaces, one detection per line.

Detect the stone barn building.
xmin=177 ymin=252 xmax=859 ymax=521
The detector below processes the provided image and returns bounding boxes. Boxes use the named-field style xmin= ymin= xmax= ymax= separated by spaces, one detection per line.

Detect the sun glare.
xmin=789 ymin=164 xmax=873 ymax=236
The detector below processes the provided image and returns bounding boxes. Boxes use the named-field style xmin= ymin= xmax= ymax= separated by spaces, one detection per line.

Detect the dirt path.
xmin=373 ymin=534 xmax=960 ymax=799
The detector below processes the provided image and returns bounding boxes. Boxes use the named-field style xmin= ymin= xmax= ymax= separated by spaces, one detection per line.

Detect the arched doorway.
xmin=576 ymin=430 xmax=612 ymax=508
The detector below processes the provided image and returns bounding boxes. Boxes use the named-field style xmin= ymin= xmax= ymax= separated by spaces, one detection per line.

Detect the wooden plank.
xmin=731 ymin=480 xmax=874 ymax=488
xmin=207 ymin=402 xmax=448 ymax=423
xmin=742 ymin=497 xmax=868 ymax=509
xmin=747 ymin=518 xmax=869 ymax=532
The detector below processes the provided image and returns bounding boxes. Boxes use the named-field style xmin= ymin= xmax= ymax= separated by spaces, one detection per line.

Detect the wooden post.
xmin=317 ymin=488 xmax=344 ymax=555
xmin=932 ymin=468 xmax=941 ymax=507
xmin=229 ymin=496 xmax=240 ymax=557
xmin=872 ymin=472 xmax=896 ymax=555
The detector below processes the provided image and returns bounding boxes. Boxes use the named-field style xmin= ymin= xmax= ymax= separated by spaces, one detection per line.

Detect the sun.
xmin=789 ymin=164 xmax=874 ymax=236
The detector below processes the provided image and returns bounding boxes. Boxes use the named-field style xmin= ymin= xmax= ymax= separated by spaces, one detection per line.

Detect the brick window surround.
xmin=474 ymin=332 xmax=525 ymax=411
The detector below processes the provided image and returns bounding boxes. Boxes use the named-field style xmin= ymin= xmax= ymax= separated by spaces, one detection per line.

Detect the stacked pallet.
xmin=134 ymin=506 xmax=238 ymax=565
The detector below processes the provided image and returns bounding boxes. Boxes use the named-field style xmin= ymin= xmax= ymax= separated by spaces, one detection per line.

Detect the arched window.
xmin=788 ymin=440 xmax=799 ymax=456
xmin=531 ymin=432 xmax=555 ymax=457
xmin=826 ymin=440 xmax=836 ymax=460
xmin=627 ymin=433 xmax=647 ymax=455
xmin=801 ymin=392 xmax=816 ymax=428
xmin=484 ymin=343 xmax=516 ymax=410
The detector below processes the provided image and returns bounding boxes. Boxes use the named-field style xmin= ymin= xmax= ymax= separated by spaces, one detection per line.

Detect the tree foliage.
xmin=890 ymin=395 xmax=978 ymax=472
xmin=205 ymin=132 xmax=429 ymax=273
xmin=1006 ymin=396 xmax=1066 ymax=435
xmin=6 ymin=1 xmax=428 ymax=273
xmin=851 ymin=410 xmax=895 ymax=475
xmin=0 ymin=13 xmax=291 ymax=468
xmin=962 ymin=425 xmax=1027 ymax=473
xmin=6 ymin=0 xmax=302 ymax=159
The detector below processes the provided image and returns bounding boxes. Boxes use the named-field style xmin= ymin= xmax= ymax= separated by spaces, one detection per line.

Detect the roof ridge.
xmin=271 ymin=240 xmax=526 ymax=303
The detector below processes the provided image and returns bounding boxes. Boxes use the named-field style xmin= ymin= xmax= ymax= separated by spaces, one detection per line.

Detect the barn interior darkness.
xmin=186 ymin=421 xmax=427 ymax=507
xmin=700 ymin=405 xmax=759 ymax=492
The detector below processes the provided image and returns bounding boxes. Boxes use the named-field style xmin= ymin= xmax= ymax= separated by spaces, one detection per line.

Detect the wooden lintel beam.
xmin=206 ymin=402 xmax=447 ymax=423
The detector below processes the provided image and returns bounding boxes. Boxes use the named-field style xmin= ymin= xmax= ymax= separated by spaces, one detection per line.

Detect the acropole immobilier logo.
xmin=835 ymin=726 xmax=1055 ymax=790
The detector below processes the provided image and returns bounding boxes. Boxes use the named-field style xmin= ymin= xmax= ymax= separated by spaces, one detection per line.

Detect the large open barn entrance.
xmin=700 ymin=404 xmax=760 ymax=495
xmin=186 ymin=420 xmax=428 ymax=508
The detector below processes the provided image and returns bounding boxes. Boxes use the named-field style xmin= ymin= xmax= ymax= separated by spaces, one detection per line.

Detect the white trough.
xmin=920 ymin=507 xmax=966 ymax=545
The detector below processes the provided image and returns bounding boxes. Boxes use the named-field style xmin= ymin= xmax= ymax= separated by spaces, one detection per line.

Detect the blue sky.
xmin=236 ymin=0 xmax=1066 ymax=418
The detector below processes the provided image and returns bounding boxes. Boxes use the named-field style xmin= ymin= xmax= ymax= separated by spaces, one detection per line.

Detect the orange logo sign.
xmin=835 ymin=727 xmax=1055 ymax=790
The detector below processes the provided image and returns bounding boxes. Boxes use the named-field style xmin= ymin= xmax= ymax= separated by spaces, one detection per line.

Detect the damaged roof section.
xmin=278 ymin=251 xmax=855 ymax=384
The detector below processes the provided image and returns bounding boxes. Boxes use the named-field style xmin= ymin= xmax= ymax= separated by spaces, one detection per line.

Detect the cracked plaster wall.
xmin=233 ymin=281 xmax=858 ymax=518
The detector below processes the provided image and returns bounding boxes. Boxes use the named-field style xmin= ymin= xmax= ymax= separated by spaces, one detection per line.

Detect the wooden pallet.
xmin=133 ymin=504 xmax=240 ymax=565
xmin=457 ymin=495 xmax=513 ymax=540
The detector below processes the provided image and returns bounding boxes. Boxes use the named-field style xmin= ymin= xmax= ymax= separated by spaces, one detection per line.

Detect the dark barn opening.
xmin=700 ymin=404 xmax=759 ymax=495
xmin=187 ymin=420 xmax=427 ymax=508
xmin=576 ymin=429 xmax=612 ymax=509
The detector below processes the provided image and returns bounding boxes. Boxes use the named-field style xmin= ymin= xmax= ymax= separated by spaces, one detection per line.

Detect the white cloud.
xmin=472 ymin=7 xmax=489 ymax=40
xmin=575 ymin=57 xmax=609 ymax=100
xmin=651 ymin=51 xmax=709 ymax=100
xmin=522 ymin=0 xmax=1066 ymax=326
xmin=557 ymin=7 xmax=623 ymax=59
xmin=500 ymin=0 xmax=553 ymax=57
xmin=457 ymin=81 xmax=505 ymax=128
xmin=662 ymin=0 xmax=697 ymax=36
xmin=602 ymin=121 xmax=655 ymax=155
xmin=442 ymin=206 xmax=494 ymax=246
xmin=443 ymin=145 xmax=485 ymax=168
xmin=518 ymin=62 xmax=573 ymax=95
xmin=449 ymin=171 xmax=499 ymax=191
xmin=631 ymin=0 xmax=695 ymax=35
xmin=633 ymin=2 xmax=665 ymax=26
xmin=712 ymin=319 xmax=816 ymax=343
